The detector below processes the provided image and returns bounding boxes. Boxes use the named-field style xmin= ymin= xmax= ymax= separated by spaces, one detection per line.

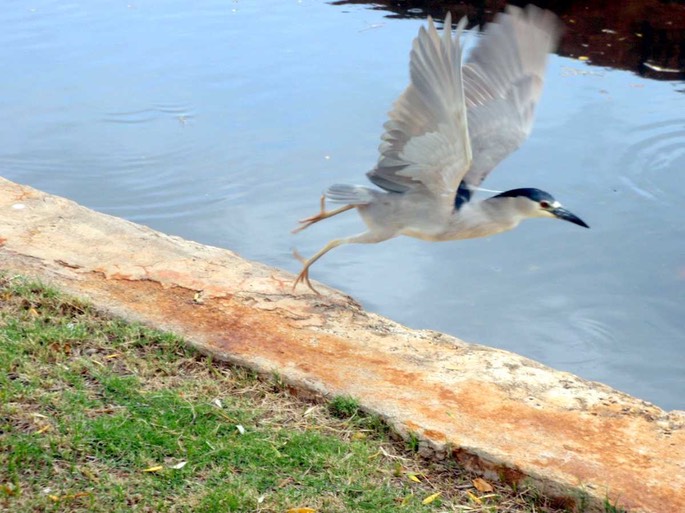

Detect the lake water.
xmin=1 ymin=0 xmax=683 ymax=410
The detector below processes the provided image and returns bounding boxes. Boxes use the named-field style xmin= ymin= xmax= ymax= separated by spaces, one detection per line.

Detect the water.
xmin=1 ymin=0 xmax=683 ymax=410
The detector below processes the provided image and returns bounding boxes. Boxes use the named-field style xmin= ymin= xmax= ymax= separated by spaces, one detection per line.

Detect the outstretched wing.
xmin=462 ymin=5 xmax=562 ymax=188
xmin=367 ymin=13 xmax=472 ymax=208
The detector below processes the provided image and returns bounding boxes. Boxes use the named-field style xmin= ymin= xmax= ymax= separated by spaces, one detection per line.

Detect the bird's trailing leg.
xmin=293 ymin=231 xmax=393 ymax=294
xmin=291 ymin=195 xmax=354 ymax=234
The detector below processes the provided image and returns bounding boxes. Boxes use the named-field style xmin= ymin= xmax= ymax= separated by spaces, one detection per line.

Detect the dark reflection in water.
xmin=333 ymin=0 xmax=685 ymax=80
xmin=0 ymin=0 xmax=683 ymax=410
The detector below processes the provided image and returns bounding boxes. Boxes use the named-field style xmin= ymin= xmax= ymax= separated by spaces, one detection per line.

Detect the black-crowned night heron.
xmin=293 ymin=5 xmax=589 ymax=293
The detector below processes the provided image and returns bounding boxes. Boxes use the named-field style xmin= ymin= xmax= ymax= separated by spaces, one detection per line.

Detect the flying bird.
xmin=293 ymin=6 xmax=588 ymax=293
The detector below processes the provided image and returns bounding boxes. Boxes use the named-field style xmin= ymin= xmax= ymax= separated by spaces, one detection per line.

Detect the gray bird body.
xmin=326 ymin=185 xmax=528 ymax=242
xmin=328 ymin=185 xmax=547 ymax=243
xmin=293 ymin=5 xmax=589 ymax=293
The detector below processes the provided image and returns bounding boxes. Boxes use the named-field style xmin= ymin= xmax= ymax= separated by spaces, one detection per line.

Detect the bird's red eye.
xmin=539 ymin=201 xmax=550 ymax=209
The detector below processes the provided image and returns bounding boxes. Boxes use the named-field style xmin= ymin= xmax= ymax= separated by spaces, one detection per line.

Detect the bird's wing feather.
xmin=462 ymin=5 xmax=562 ymax=187
xmin=367 ymin=13 xmax=472 ymax=206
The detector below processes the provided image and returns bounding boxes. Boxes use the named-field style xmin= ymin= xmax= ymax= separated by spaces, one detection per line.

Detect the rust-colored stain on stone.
xmin=1 ymin=177 xmax=683 ymax=513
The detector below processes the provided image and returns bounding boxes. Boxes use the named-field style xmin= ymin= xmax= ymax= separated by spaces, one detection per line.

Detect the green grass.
xmin=603 ymin=497 xmax=628 ymax=513
xmin=0 ymin=274 xmax=568 ymax=512
xmin=328 ymin=396 xmax=362 ymax=419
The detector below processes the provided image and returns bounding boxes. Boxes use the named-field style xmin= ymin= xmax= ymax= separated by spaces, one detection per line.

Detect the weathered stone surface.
xmin=1 ymin=176 xmax=683 ymax=512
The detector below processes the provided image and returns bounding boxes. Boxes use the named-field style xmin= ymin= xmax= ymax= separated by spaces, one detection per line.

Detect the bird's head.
xmin=493 ymin=188 xmax=589 ymax=228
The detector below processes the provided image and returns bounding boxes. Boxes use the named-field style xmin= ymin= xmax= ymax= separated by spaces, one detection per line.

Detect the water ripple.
xmin=618 ymin=119 xmax=685 ymax=202
xmin=103 ymin=104 xmax=195 ymax=125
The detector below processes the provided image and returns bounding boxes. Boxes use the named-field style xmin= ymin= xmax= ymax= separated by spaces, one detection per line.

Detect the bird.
xmin=292 ymin=5 xmax=588 ymax=294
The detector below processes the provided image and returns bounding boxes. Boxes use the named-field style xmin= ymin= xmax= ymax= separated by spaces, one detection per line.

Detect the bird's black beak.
xmin=552 ymin=206 xmax=589 ymax=228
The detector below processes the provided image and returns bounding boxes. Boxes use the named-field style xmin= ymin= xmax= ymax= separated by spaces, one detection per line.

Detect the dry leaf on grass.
xmin=143 ymin=465 xmax=164 ymax=473
xmin=49 ymin=342 xmax=71 ymax=355
xmin=48 ymin=492 xmax=91 ymax=502
xmin=422 ymin=491 xmax=442 ymax=504
xmin=1 ymin=484 xmax=17 ymax=496
xmin=467 ymin=491 xmax=482 ymax=504
xmin=407 ymin=472 xmax=421 ymax=483
xmin=80 ymin=467 xmax=99 ymax=482
xmin=286 ymin=508 xmax=316 ymax=513
xmin=472 ymin=477 xmax=493 ymax=492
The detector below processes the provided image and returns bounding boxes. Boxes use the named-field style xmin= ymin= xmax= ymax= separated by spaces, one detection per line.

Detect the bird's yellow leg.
xmin=293 ymin=239 xmax=346 ymax=294
xmin=292 ymin=195 xmax=354 ymax=234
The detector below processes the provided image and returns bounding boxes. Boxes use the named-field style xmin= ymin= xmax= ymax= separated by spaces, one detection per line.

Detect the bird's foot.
xmin=292 ymin=195 xmax=328 ymax=234
xmin=292 ymin=249 xmax=321 ymax=295
xmin=292 ymin=214 xmax=325 ymax=234
xmin=291 ymin=195 xmax=354 ymax=234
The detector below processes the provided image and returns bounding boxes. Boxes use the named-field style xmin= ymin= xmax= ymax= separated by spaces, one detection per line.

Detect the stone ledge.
xmin=1 ymin=177 xmax=682 ymax=512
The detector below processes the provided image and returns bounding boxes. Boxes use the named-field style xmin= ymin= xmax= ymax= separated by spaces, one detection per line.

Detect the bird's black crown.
xmin=493 ymin=188 xmax=554 ymax=202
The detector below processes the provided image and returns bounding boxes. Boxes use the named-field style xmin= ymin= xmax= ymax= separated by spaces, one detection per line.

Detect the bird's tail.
xmin=324 ymin=184 xmax=375 ymax=205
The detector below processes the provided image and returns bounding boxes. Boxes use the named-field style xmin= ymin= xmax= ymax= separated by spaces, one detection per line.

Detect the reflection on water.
xmin=334 ymin=0 xmax=685 ymax=80
xmin=0 ymin=0 xmax=683 ymax=410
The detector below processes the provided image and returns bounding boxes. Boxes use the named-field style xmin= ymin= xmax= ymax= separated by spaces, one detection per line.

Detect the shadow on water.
xmin=332 ymin=0 xmax=685 ymax=80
